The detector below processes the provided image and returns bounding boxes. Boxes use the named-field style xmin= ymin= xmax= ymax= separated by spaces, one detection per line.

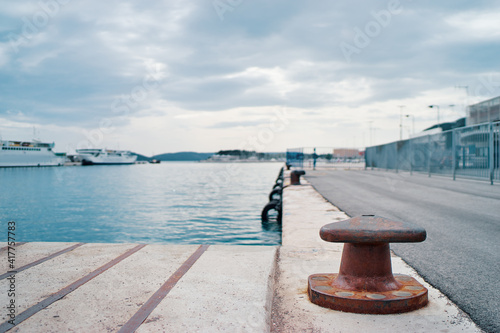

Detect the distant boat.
xmin=0 ymin=140 xmax=65 ymax=167
xmin=76 ymin=149 xmax=137 ymax=165
xmin=149 ymin=159 xmax=161 ymax=164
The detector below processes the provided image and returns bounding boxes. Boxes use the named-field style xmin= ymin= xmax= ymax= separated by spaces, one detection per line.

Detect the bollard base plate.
xmin=308 ymin=273 xmax=428 ymax=314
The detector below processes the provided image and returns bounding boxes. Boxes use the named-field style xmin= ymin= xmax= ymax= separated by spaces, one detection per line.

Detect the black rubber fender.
xmin=269 ymin=188 xmax=282 ymax=201
xmin=277 ymin=167 xmax=284 ymax=180
xmin=261 ymin=199 xmax=282 ymax=223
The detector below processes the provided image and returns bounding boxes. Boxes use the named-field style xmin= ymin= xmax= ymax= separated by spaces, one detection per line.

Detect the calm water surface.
xmin=0 ymin=162 xmax=282 ymax=245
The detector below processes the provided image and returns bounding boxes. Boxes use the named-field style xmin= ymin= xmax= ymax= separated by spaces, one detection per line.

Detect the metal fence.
xmin=365 ymin=121 xmax=500 ymax=184
xmin=286 ymin=147 xmax=365 ymax=169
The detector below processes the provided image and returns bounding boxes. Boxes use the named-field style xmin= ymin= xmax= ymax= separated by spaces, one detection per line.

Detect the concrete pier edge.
xmin=271 ymin=173 xmax=483 ymax=332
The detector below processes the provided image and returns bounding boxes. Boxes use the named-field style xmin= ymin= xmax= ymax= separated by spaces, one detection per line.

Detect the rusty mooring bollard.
xmin=290 ymin=170 xmax=305 ymax=185
xmin=308 ymin=215 xmax=428 ymax=314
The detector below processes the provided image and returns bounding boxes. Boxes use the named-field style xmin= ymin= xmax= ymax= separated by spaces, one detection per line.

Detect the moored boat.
xmin=76 ymin=148 xmax=137 ymax=165
xmin=0 ymin=140 xmax=65 ymax=167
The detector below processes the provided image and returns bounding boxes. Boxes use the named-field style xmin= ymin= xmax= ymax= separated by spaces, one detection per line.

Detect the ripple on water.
xmin=0 ymin=162 xmax=282 ymax=245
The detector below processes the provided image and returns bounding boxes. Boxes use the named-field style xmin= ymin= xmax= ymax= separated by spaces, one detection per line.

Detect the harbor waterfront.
xmin=0 ymin=162 xmax=282 ymax=245
xmin=0 ymin=172 xmax=481 ymax=332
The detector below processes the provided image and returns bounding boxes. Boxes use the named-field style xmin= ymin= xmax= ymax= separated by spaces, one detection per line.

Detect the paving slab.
xmin=0 ymin=242 xmax=78 ymax=273
xmin=10 ymin=245 xmax=199 ymax=333
xmin=272 ymin=179 xmax=483 ymax=333
xmin=136 ymin=245 xmax=277 ymax=333
xmin=0 ymin=242 xmax=276 ymax=333
xmin=0 ymin=242 xmax=138 ymax=325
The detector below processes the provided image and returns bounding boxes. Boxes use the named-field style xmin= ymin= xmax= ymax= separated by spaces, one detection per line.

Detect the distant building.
xmin=206 ymin=154 xmax=238 ymax=162
xmin=467 ymin=95 xmax=500 ymax=125
xmin=333 ymin=148 xmax=359 ymax=158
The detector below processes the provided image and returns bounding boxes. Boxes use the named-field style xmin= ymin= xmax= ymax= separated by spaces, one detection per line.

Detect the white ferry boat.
xmin=0 ymin=140 xmax=65 ymax=167
xmin=76 ymin=149 xmax=137 ymax=165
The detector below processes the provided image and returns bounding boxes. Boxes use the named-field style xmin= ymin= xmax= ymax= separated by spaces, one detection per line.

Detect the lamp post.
xmin=399 ymin=105 xmax=405 ymax=140
xmin=428 ymin=105 xmax=440 ymax=125
xmin=448 ymin=104 xmax=456 ymax=121
xmin=405 ymin=114 xmax=415 ymax=137
xmin=456 ymin=85 xmax=469 ymax=117
xmin=368 ymin=121 xmax=374 ymax=146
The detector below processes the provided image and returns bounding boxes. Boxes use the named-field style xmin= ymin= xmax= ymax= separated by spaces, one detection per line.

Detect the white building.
xmin=467 ymin=95 xmax=500 ymax=125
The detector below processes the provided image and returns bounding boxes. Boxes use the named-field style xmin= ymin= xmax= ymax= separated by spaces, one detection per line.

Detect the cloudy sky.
xmin=1 ymin=0 xmax=499 ymax=155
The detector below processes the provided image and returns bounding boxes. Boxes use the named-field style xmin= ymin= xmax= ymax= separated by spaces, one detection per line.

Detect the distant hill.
xmin=132 ymin=153 xmax=152 ymax=161
xmin=152 ymin=152 xmax=214 ymax=161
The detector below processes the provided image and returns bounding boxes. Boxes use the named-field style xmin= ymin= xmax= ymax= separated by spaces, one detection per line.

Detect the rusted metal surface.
xmin=308 ymin=273 xmax=428 ymax=314
xmin=334 ymin=243 xmax=400 ymax=292
xmin=290 ymin=170 xmax=306 ymax=185
xmin=308 ymin=215 xmax=428 ymax=314
xmin=320 ymin=215 xmax=426 ymax=243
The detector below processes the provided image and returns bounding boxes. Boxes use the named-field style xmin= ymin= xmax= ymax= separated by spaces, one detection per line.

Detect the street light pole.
xmin=405 ymin=114 xmax=415 ymax=137
xmin=428 ymin=105 xmax=440 ymax=125
xmin=456 ymin=85 xmax=469 ymax=117
xmin=399 ymin=105 xmax=405 ymax=140
xmin=368 ymin=121 xmax=373 ymax=146
xmin=449 ymin=104 xmax=456 ymax=120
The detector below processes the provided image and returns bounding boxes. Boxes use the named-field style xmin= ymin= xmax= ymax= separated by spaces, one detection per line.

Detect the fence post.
xmin=365 ymin=149 xmax=367 ymax=170
xmin=371 ymin=148 xmax=374 ymax=170
xmin=452 ymin=129 xmax=456 ymax=181
xmin=298 ymin=149 xmax=302 ymax=169
xmin=395 ymin=142 xmax=399 ymax=173
xmin=428 ymin=135 xmax=432 ymax=177
xmin=489 ymin=122 xmax=494 ymax=185
xmin=409 ymin=138 xmax=413 ymax=175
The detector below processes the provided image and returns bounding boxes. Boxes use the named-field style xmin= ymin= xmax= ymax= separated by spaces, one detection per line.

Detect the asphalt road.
xmin=306 ymin=169 xmax=500 ymax=333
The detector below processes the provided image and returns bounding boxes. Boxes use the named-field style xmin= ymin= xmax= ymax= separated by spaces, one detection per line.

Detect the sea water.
xmin=0 ymin=162 xmax=282 ymax=245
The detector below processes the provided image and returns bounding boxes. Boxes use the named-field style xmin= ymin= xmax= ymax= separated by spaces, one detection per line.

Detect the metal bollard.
xmin=290 ymin=170 xmax=306 ymax=185
xmin=308 ymin=215 xmax=428 ymax=314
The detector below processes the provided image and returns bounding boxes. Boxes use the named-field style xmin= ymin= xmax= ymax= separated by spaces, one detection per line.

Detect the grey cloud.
xmin=1 ymin=0 xmax=499 ymax=128
xmin=209 ymin=120 xmax=266 ymax=129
